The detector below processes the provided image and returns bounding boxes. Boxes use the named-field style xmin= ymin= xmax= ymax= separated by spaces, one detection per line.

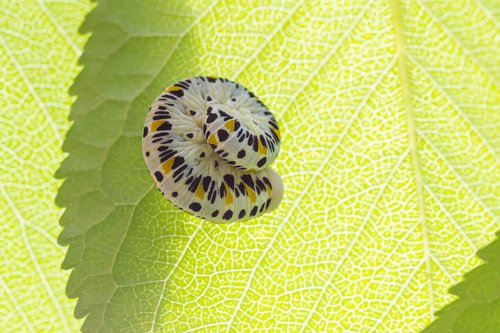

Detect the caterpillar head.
xmin=203 ymin=104 xmax=280 ymax=172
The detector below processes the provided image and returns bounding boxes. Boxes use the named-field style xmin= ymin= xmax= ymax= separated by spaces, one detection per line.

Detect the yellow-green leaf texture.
xmin=6 ymin=0 xmax=499 ymax=332
xmin=0 ymin=0 xmax=93 ymax=332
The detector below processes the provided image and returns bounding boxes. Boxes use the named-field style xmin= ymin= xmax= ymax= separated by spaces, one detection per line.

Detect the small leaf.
xmin=422 ymin=231 xmax=500 ymax=333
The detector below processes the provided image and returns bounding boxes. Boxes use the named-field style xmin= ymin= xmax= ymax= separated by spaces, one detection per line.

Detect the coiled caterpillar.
xmin=142 ymin=77 xmax=283 ymax=223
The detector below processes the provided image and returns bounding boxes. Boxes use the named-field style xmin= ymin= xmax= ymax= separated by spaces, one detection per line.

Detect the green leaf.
xmin=422 ymin=231 xmax=500 ymax=333
xmin=59 ymin=0 xmax=500 ymax=332
xmin=0 ymin=0 xmax=93 ymax=332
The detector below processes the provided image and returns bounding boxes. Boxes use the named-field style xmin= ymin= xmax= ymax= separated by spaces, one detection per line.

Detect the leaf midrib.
xmin=390 ymin=0 xmax=435 ymax=319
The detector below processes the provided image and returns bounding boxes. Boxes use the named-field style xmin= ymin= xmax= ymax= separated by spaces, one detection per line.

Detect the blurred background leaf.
xmin=0 ymin=0 xmax=93 ymax=332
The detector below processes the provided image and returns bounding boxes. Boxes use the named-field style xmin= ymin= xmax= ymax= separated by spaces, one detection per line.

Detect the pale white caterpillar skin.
xmin=142 ymin=76 xmax=283 ymax=223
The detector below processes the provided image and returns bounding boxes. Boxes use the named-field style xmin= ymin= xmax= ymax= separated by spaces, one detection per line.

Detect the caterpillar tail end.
xmin=265 ymin=168 xmax=284 ymax=212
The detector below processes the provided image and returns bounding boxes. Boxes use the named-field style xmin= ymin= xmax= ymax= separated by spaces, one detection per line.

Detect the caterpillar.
xmin=142 ymin=76 xmax=283 ymax=223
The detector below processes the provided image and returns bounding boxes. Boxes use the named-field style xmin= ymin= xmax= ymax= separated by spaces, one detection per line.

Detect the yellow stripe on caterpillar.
xmin=225 ymin=119 xmax=236 ymax=132
xmin=151 ymin=120 xmax=165 ymax=132
xmin=224 ymin=183 xmax=233 ymax=205
xmin=162 ymin=157 xmax=175 ymax=174
xmin=164 ymin=85 xmax=182 ymax=93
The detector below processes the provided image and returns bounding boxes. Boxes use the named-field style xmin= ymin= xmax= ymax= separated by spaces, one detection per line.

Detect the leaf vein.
xmin=35 ymin=0 xmax=81 ymax=54
xmin=367 ymin=259 xmax=426 ymax=333
xmin=415 ymin=0 xmax=500 ymax=86
xmin=298 ymin=148 xmax=410 ymax=332
xmin=407 ymin=45 xmax=500 ymax=161
xmin=230 ymin=0 xmax=305 ymax=80
xmin=0 ymin=276 xmax=36 ymax=333
xmin=423 ymin=183 xmax=479 ymax=252
xmin=0 ymin=184 xmax=71 ymax=332
xmin=0 ymin=34 xmax=62 ymax=144
xmin=416 ymin=128 xmax=499 ymax=223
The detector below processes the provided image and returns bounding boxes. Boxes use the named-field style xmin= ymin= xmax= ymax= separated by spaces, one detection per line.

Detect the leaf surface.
xmin=58 ymin=0 xmax=500 ymax=332
xmin=0 ymin=0 xmax=93 ymax=332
